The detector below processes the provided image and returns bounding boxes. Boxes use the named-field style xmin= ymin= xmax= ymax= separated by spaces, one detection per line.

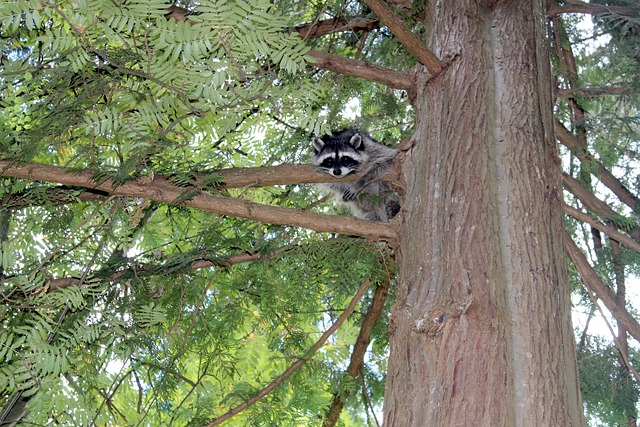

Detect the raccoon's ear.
xmin=349 ymin=134 xmax=364 ymax=150
xmin=312 ymin=137 xmax=325 ymax=153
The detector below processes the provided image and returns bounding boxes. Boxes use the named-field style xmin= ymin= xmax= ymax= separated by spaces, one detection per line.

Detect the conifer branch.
xmin=206 ymin=277 xmax=373 ymax=427
xmin=307 ymin=50 xmax=414 ymax=90
xmin=562 ymin=174 xmax=618 ymax=218
xmin=555 ymin=85 xmax=640 ymax=98
xmin=295 ymin=17 xmax=379 ymax=39
xmin=3 ymin=187 xmax=109 ymax=208
xmin=556 ymin=120 xmax=640 ymax=215
xmin=164 ymin=4 xmax=412 ymax=90
xmin=361 ymin=0 xmax=442 ymax=74
xmin=46 ymin=250 xmax=279 ymax=292
xmin=563 ymin=204 xmax=640 ymax=253
xmin=563 ymin=174 xmax=640 ymax=242
xmin=564 ymin=232 xmax=640 ymax=343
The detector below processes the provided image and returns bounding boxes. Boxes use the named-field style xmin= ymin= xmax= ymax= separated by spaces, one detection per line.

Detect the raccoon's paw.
xmin=342 ymin=188 xmax=359 ymax=202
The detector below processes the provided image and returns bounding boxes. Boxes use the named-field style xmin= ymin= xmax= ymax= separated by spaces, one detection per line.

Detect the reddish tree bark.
xmin=383 ymin=1 xmax=585 ymax=425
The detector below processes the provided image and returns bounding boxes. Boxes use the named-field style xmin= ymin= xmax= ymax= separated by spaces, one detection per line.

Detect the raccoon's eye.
xmin=320 ymin=158 xmax=334 ymax=168
xmin=341 ymin=157 xmax=358 ymax=168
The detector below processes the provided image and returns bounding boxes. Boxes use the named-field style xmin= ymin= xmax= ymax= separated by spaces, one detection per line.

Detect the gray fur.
xmin=311 ymin=129 xmax=400 ymax=222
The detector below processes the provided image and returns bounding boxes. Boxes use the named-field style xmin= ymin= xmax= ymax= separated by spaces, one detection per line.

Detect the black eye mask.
xmin=320 ymin=158 xmax=335 ymax=168
xmin=340 ymin=157 xmax=358 ymax=169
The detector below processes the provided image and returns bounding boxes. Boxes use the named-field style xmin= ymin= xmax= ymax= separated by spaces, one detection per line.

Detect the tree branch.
xmin=211 ymin=164 xmax=351 ymax=188
xmin=46 ymin=250 xmax=277 ymax=292
xmin=547 ymin=0 xmax=640 ymax=17
xmin=205 ymin=277 xmax=373 ymax=427
xmin=307 ymin=50 xmax=414 ymax=90
xmin=563 ymin=174 xmax=617 ymax=217
xmin=295 ymin=17 xmax=379 ymax=39
xmin=361 ymin=0 xmax=442 ymax=74
xmin=3 ymin=187 xmax=110 ymax=209
xmin=324 ymin=281 xmax=389 ymax=427
xmin=563 ymin=173 xmax=640 ymax=243
xmin=556 ymin=120 xmax=640 ymax=214
xmin=563 ymin=204 xmax=640 ymax=253
xmin=0 ymin=161 xmax=398 ymax=242
xmin=562 ymin=174 xmax=640 ymax=241
xmin=168 ymin=6 xmax=382 ymax=40
xmin=555 ymin=85 xmax=640 ymax=98
xmin=565 ymin=232 xmax=640 ymax=343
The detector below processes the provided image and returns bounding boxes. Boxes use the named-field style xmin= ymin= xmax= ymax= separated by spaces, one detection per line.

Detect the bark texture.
xmin=383 ymin=1 xmax=585 ymax=425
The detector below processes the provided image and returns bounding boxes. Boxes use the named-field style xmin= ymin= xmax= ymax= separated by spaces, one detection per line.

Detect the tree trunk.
xmin=383 ymin=1 xmax=586 ymax=426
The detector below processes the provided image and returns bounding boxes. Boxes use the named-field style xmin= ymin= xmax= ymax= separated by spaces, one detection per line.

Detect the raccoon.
xmin=311 ymin=128 xmax=400 ymax=222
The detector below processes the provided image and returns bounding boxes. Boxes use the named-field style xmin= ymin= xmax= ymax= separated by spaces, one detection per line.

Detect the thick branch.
xmin=556 ymin=120 xmax=640 ymax=214
xmin=307 ymin=50 xmax=414 ymax=90
xmin=563 ymin=173 xmax=640 ymax=241
xmin=296 ymin=15 xmax=416 ymax=88
xmin=565 ymin=232 xmax=640 ymax=343
xmin=2 ymin=162 xmax=400 ymax=202
xmin=211 ymin=164 xmax=350 ymax=188
xmin=0 ymin=161 xmax=398 ymax=242
xmin=294 ymin=17 xmax=416 ymax=89
xmin=547 ymin=0 xmax=640 ymax=17
xmin=563 ymin=174 xmax=617 ymax=217
xmin=361 ymin=0 xmax=442 ymax=74
xmin=206 ymin=277 xmax=372 ymax=427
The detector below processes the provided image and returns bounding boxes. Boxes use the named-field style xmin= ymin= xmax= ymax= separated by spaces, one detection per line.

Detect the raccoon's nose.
xmin=333 ymin=169 xmax=342 ymax=176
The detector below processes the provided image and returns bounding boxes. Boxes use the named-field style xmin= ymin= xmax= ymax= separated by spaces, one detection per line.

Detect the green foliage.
xmin=553 ymin=4 xmax=640 ymax=424
xmin=0 ymin=170 xmax=392 ymax=425
xmin=1 ymin=0 xmax=639 ymax=425
xmin=0 ymin=0 xmax=415 ymax=417
xmin=579 ymin=338 xmax=640 ymax=426
xmin=0 ymin=0 xmax=322 ymax=172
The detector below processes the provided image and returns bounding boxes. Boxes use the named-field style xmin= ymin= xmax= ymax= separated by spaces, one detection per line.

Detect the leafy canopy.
xmin=1 ymin=0 xmax=640 ymax=426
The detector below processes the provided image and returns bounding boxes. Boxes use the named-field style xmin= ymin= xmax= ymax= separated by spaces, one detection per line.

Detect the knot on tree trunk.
xmin=411 ymin=297 xmax=473 ymax=338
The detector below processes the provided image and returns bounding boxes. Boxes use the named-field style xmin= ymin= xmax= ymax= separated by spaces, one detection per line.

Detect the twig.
xmin=360 ymin=371 xmax=381 ymax=427
xmin=583 ymin=290 xmax=640 ymax=382
xmin=323 ymin=281 xmax=389 ymax=427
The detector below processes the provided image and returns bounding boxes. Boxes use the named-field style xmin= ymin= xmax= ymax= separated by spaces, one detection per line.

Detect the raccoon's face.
xmin=311 ymin=133 xmax=366 ymax=178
